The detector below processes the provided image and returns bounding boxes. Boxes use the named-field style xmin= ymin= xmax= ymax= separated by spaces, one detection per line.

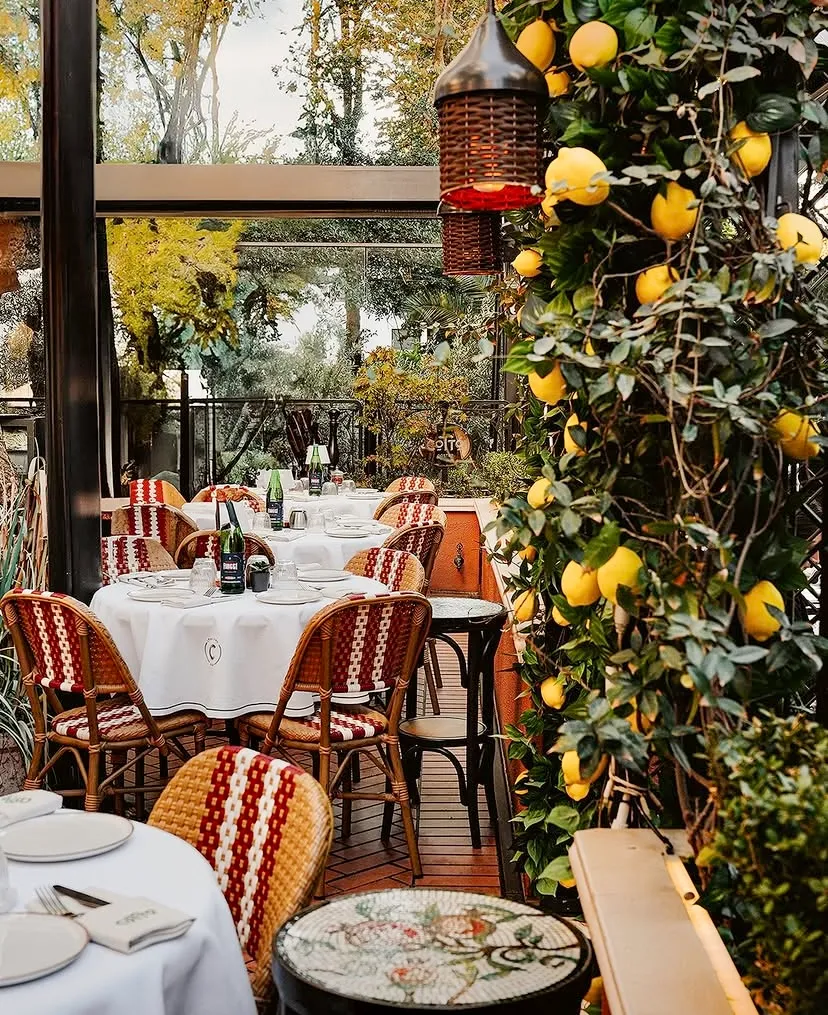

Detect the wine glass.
xmin=189 ymin=557 xmax=217 ymax=596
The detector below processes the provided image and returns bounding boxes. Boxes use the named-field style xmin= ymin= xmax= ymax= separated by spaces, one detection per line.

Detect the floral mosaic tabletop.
xmin=275 ymin=888 xmax=590 ymax=1008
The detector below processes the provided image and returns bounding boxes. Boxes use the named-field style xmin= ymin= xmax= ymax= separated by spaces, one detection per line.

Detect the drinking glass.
xmin=273 ymin=561 xmax=299 ymax=587
xmin=342 ymin=479 xmax=356 ymax=495
xmin=307 ymin=512 xmax=325 ymax=532
xmin=252 ymin=512 xmax=272 ymax=533
xmin=189 ymin=557 xmax=217 ymax=595
xmin=321 ymin=481 xmax=338 ymax=497
xmin=300 ymin=477 xmax=310 ymax=492
xmin=322 ymin=510 xmax=338 ymax=531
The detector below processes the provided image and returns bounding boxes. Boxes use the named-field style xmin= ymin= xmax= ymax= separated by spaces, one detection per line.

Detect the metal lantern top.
xmin=433 ymin=1 xmax=547 ymax=105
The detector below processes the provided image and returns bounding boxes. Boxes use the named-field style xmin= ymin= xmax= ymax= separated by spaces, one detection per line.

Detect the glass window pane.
xmin=0 ymin=1 xmax=40 ymax=161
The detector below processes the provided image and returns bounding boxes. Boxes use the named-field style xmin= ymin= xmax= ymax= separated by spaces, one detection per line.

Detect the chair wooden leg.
xmin=388 ymin=741 xmax=422 ymax=879
xmin=340 ymin=751 xmax=353 ymax=840
xmin=24 ymin=733 xmax=46 ymax=791
xmin=134 ymin=753 xmax=146 ymax=822
xmin=194 ymin=725 xmax=206 ymax=754
xmin=422 ymin=654 xmax=441 ymax=716
xmin=84 ymin=748 xmax=102 ymax=812
xmin=428 ymin=638 xmax=443 ymax=688
xmin=111 ymin=750 xmax=127 ymax=816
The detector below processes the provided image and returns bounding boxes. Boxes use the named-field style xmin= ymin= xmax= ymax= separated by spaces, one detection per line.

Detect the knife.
xmin=53 ymin=884 xmax=110 ymax=909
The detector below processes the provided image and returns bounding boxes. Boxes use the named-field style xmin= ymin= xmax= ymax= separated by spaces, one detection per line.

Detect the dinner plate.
xmin=345 ymin=489 xmax=379 ymax=499
xmin=256 ymin=589 xmax=323 ymax=606
xmin=325 ymin=527 xmax=376 ymax=538
xmin=155 ymin=569 xmax=192 ymax=581
xmin=0 ymin=914 xmax=88 ymax=986
xmin=298 ymin=569 xmax=349 ymax=583
xmin=127 ymin=587 xmax=194 ymax=603
xmin=0 ymin=811 xmax=134 ymax=862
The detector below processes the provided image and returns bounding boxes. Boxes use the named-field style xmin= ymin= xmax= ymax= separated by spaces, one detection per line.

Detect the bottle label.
xmin=267 ymin=502 xmax=283 ymax=529
xmin=309 ymin=474 xmax=323 ymax=495
xmin=220 ymin=552 xmax=245 ymax=591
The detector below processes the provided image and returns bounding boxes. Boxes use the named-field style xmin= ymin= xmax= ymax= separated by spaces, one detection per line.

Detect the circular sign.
xmin=420 ymin=426 xmax=472 ymax=464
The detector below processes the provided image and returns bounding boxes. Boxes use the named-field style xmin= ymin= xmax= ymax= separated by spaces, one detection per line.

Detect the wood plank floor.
xmin=141 ymin=635 xmax=504 ymax=897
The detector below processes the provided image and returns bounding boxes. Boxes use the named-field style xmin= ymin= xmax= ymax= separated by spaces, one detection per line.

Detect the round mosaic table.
xmin=272 ymin=888 xmax=592 ymax=1014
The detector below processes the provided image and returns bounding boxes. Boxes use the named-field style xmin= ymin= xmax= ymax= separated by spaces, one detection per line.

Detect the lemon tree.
xmin=491 ymin=0 xmax=828 ymax=903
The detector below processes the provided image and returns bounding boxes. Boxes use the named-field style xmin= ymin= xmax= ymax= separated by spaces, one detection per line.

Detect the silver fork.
xmin=36 ymin=885 xmax=76 ymax=917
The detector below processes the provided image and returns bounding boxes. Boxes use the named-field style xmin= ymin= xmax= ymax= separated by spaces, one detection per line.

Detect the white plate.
xmin=325 ymin=528 xmax=378 ymax=539
xmin=0 ymin=914 xmax=88 ymax=986
xmin=346 ymin=490 xmax=379 ymax=499
xmin=331 ymin=691 xmax=371 ymax=704
xmin=155 ymin=569 xmax=191 ymax=581
xmin=0 ymin=811 xmax=134 ymax=862
xmin=127 ymin=587 xmax=194 ymax=603
xmin=298 ymin=569 xmax=350 ymax=583
xmin=256 ymin=589 xmax=323 ymax=606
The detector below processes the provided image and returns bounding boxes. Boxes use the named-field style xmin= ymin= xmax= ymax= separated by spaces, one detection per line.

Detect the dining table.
xmin=1 ymin=819 xmax=256 ymax=1015
xmin=89 ymin=576 xmax=388 ymax=719
xmin=263 ymin=524 xmax=390 ymax=571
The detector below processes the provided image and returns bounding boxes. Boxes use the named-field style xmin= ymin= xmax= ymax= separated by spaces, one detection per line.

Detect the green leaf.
xmin=528 ymin=509 xmax=547 ymax=536
xmin=546 ymin=805 xmax=581 ymax=834
xmin=583 ymin=521 xmax=620 ymax=570
xmin=747 ymin=94 xmax=801 ymax=133
xmin=723 ymin=65 xmax=760 ymax=83
xmin=538 ymin=855 xmax=574 ymax=882
xmin=757 ymin=319 xmax=796 ymax=339
xmin=623 ymin=8 xmax=657 ymax=47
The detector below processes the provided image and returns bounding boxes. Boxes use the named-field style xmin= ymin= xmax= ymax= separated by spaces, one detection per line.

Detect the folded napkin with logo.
xmin=28 ymin=888 xmax=194 ymax=953
xmin=0 ymin=790 xmax=62 ymax=828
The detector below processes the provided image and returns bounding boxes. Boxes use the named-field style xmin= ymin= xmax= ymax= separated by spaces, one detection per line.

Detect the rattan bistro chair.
xmin=101 ymin=536 xmax=176 ymax=585
xmin=128 ymin=479 xmax=186 ymax=509
xmin=377 ymin=502 xmax=447 ymax=529
xmin=373 ymin=489 xmax=439 ymax=520
xmin=148 ymin=745 xmax=333 ymax=1006
xmin=0 ymin=589 xmax=206 ymax=813
xmin=175 ymin=530 xmax=275 ymax=569
xmin=386 ymin=476 xmax=436 ymax=493
xmin=344 ymin=548 xmax=426 ymax=593
xmin=238 ymin=593 xmax=431 ymax=880
xmin=191 ymin=484 xmax=266 ymax=512
xmin=381 ymin=519 xmax=445 ymax=591
xmin=111 ymin=503 xmax=198 ymax=559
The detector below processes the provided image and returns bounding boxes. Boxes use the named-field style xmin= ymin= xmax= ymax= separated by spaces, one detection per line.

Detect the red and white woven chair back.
xmin=381 ymin=520 xmax=445 ymax=584
xmin=192 ymin=485 xmax=265 ymax=511
xmin=387 ymin=476 xmax=435 ymax=492
xmin=129 ymin=479 xmax=165 ymax=504
xmin=148 ymin=746 xmax=333 ymax=998
xmin=0 ymin=589 xmax=132 ymax=696
xmin=381 ymin=502 xmax=447 ymax=528
xmin=356 ymin=547 xmax=425 ymax=593
xmin=101 ymin=536 xmax=175 ymax=585
xmin=175 ymin=531 xmax=275 ymax=569
xmin=292 ymin=593 xmax=429 ymax=697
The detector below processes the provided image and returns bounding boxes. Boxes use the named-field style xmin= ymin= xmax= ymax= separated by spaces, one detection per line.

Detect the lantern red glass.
xmin=434 ymin=1 xmax=547 ymax=211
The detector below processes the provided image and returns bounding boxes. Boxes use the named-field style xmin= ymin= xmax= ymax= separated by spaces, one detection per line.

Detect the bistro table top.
xmin=273 ymin=888 xmax=592 ymax=1014
xmin=427 ymin=597 xmax=507 ymax=629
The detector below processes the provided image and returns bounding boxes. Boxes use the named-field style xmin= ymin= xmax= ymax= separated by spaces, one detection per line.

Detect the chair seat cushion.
xmin=52 ymin=696 xmax=203 ymax=742
xmin=246 ymin=706 xmax=388 ymax=743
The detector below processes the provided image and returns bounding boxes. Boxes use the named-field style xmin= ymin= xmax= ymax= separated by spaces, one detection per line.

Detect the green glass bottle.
xmin=308 ymin=444 xmax=323 ymax=497
xmin=266 ymin=468 xmax=283 ymax=530
xmin=220 ymin=499 xmax=245 ymax=594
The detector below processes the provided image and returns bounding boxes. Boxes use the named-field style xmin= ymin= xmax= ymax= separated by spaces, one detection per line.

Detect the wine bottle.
xmin=266 ymin=468 xmax=284 ymax=530
xmin=220 ymin=500 xmax=245 ymax=595
xmin=308 ymin=444 xmax=323 ymax=497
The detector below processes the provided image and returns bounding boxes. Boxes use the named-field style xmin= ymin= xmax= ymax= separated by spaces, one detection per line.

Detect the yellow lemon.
xmin=566 ymin=781 xmax=590 ymax=801
xmin=541 ymin=191 xmax=561 ymax=222
xmin=776 ymin=212 xmax=824 ymax=264
xmin=545 ymin=67 xmax=571 ymax=97
xmin=584 ymin=337 xmax=596 ymax=356
xmin=512 ymin=248 xmax=543 ymax=277
xmin=528 ymin=363 xmax=568 ymax=404
xmin=545 ymin=147 xmax=609 ymax=206
xmin=729 ymin=121 xmax=772 ymax=178
xmin=540 ymin=676 xmax=566 ymax=709
xmin=563 ymin=413 xmax=587 ymax=456
xmin=597 ymin=546 xmax=644 ymax=604
xmin=560 ymin=877 xmax=577 ymax=889
xmin=514 ymin=770 xmax=530 ymax=796
xmin=741 ymin=580 xmax=784 ymax=642
xmin=519 ymin=545 xmax=537 ymax=563
xmin=650 ymin=182 xmax=698 ymax=241
xmin=561 ymin=560 xmax=601 ymax=607
xmin=584 ymin=976 xmax=604 ymax=1005
xmin=517 ymin=18 xmax=556 ymax=71
xmin=771 ymin=410 xmax=820 ymax=460
xmin=514 ymin=590 xmax=537 ymax=623
xmin=569 ymin=21 xmax=618 ymax=71
xmin=562 ymin=750 xmax=607 ymax=785
xmin=527 ymin=477 xmax=555 ymax=509
xmin=635 ymin=264 xmax=679 ymax=304
xmin=551 ymin=605 xmax=570 ymax=627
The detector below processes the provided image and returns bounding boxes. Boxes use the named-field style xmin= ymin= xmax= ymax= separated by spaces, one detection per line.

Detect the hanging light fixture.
xmin=434 ymin=0 xmax=547 ymax=211
xmin=0 ymin=220 xmax=22 ymax=296
xmin=441 ymin=207 xmax=502 ymax=275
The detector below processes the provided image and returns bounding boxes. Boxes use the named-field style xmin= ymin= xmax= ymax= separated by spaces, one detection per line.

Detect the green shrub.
xmin=704 ymin=713 xmax=828 ymax=1015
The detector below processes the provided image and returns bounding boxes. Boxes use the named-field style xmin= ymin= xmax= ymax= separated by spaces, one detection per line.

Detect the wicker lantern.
xmin=441 ymin=208 xmax=502 ymax=275
xmin=434 ymin=0 xmax=547 ymax=211
xmin=0 ymin=220 xmax=23 ymax=295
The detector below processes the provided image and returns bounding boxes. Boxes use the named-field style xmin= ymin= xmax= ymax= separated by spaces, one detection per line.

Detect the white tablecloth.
xmin=90 ymin=578 xmax=386 ymax=718
xmin=280 ymin=491 xmax=384 ymax=521
xmin=3 ymin=821 xmax=256 ymax=1015
xmin=181 ymin=502 xmax=255 ymax=532
xmin=264 ymin=528 xmax=388 ymax=571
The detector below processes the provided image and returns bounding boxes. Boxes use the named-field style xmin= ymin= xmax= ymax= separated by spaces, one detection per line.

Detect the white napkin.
xmin=163 ymin=595 xmax=238 ymax=609
xmin=266 ymin=530 xmax=305 ymax=542
xmin=29 ymin=888 xmax=194 ymax=954
xmin=0 ymin=790 xmax=62 ymax=829
xmin=318 ymin=578 xmax=386 ymax=599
